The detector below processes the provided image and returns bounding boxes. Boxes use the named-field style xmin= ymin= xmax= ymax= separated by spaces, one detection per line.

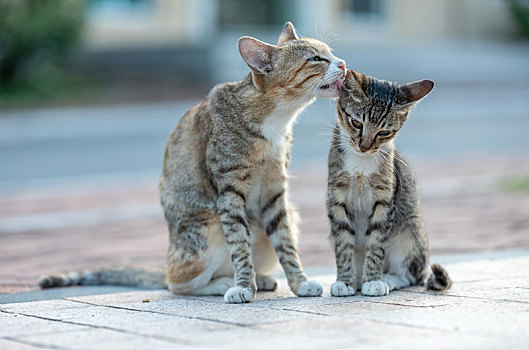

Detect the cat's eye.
xmin=351 ymin=120 xmax=363 ymax=129
xmin=377 ymin=131 xmax=392 ymax=137
xmin=307 ymin=56 xmax=329 ymax=63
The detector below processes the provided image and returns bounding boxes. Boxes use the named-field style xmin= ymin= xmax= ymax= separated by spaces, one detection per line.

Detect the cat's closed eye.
xmin=376 ymin=130 xmax=392 ymax=137
xmin=351 ymin=119 xmax=363 ymax=129
xmin=307 ymin=56 xmax=329 ymax=63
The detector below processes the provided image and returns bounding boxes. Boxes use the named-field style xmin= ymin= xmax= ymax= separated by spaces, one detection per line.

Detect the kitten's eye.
xmin=351 ymin=120 xmax=363 ymax=129
xmin=307 ymin=56 xmax=329 ymax=63
xmin=377 ymin=131 xmax=392 ymax=137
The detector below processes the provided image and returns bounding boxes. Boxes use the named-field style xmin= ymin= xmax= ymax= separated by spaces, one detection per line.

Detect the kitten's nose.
xmin=359 ymin=144 xmax=370 ymax=152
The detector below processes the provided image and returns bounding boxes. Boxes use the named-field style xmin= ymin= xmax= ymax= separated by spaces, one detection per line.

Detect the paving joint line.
xmin=65 ymin=298 xmax=256 ymax=327
xmin=362 ymin=299 xmax=448 ymax=308
xmin=0 ymin=308 xmax=192 ymax=346
xmin=404 ymin=290 xmax=529 ymax=304
xmin=2 ymin=336 xmax=71 ymax=350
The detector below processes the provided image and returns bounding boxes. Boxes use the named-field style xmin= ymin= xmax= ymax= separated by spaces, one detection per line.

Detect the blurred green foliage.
xmin=507 ymin=0 xmax=529 ymax=38
xmin=0 ymin=0 xmax=87 ymax=105
xmin=499 ymin=175 xmax=529 ymax=192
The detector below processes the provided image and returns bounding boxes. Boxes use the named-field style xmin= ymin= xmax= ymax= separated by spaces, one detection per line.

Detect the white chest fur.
xmin=261 ymin=101 xmax=311 ymax=157
xmin=343 ymin=148 xmax=380 ymax=177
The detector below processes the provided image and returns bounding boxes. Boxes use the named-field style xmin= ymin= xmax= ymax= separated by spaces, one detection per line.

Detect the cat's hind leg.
xmin=382 ymin=273 xmax=412 ymax=291
xmin=193 ymin=277 xmax=233 ymax=295
xmin=166 ymin=212 xmax=234 ymax=296
xmin=256 ymin=274 xmax=278 ymax=291
xmin=380 ymin=229 xmax=425 ymax=292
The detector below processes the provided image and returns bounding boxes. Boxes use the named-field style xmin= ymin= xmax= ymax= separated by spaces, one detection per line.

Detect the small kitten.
xmin=327 ymin=70 xmax=451 ymax=297
xmin=39 ymin=22 xmax=347 ymax=304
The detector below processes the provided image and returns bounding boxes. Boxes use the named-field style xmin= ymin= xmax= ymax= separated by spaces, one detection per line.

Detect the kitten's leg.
xmin=256 ymin=274 xmax=278 ymax=291
xmin=361 ymin=232 xmax=390 ymax=297
xmin=216 ymin=184 xmax=256 ymax=303
xmin=328 ymin=195 xmax=356 ymax=297
xmin=361 ymin=197 xmax=394 ymax=297
xmin=261 ymin=189 xmax=322 ymax=297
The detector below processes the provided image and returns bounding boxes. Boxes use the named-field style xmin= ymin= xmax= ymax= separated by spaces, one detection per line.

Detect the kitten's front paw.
xmin=224 ymin=286 xmax=255 ymax=303
xmin=295 ymin=280 xmax=323 ymax=297
xmin=330 ymin=281 xmax=356 ymax=297
xmin=361 ymin=280 xmax=390 ymax=297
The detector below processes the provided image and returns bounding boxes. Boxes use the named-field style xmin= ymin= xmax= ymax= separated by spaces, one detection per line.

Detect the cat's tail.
xmin=425 ymin=263 xmax=451 ymax=291
xmin=38 ymin=267 xmax=167 ymax=289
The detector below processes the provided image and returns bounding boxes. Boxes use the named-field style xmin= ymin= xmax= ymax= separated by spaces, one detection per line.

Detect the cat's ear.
xmin=238 ymin=36 xmax=280 ymax=75
xmin=343 ymin=70 xmax=368 ymax=103
xmin=277 ymin=22 xmax=299 ymax=45
xmin=397 ymin=80 xmax=434 ymax=106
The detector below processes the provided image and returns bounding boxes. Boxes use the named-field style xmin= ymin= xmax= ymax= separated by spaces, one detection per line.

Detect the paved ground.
xmin=1 ymin=250 xmax=528 ymax=350
xmin=1 ymin=156 xmax=529 ymax=294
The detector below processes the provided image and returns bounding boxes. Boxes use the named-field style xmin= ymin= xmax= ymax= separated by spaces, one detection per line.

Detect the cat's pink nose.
xmin=359 ymin=144 xmax=370 ymax=152
xmin=337 ymin=60 xmax=346 ymax=74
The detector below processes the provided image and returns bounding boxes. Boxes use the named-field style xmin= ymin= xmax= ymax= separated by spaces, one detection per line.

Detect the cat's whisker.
xmin=323 ymin=32 xmax=342 ymax=47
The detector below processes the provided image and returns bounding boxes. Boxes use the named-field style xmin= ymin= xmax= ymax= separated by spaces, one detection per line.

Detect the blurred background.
xmin=1 ymin=0 xmax=529 ymax=293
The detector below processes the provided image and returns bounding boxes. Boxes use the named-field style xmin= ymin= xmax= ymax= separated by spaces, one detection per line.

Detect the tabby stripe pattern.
xmin=261 ymin=182 xmax=308 ymax=290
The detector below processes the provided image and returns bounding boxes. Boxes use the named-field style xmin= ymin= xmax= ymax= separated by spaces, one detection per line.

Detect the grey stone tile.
xmin=0 ymin=312 xmax=87 ymax=337
xmin=119 ymin=298 xmax=319 ymax=326
xmin=448 ymin=284 xmax=529 ymax=303
xmin=346 ymin=304 xmax=529 ymax=343
xmin=0 ymin=299 xmax=89 ymax=313
xmin=67 ymin=289 xmax=175 ymax=305
xmin=0 ymin=339 xmax=41 ymax=350
xmin=18 ymin=305 xmax=184 ymax=329
xmin=254 ymin=317 xmax=508 ymax=350
xmin=16 ymin=328 xmax=196 ymax=350
xmin=294 ymin=300 xmax=410 ymax=316
xmin=440 ymin=256 xmax=529 ymax=283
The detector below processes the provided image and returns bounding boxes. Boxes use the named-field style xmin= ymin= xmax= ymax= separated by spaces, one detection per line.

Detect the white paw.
xmin=361 ymin=280 xmax=390 ymax=297
xmin=330 ymin=281 xmax=356 ymax=297
xmin=223 ymin=286 xmax=255 ymax=303
xmin=256 ymin=275 xmax=278 ymax=291
xmin=295 ymin=280 xmax=323 ymax=297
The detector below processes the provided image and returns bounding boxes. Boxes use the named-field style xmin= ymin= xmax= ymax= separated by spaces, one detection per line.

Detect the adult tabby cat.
xmin=327 ymin=70 xmax=451 ymax=297
xmin=39 ymin=22 xmax=346 ymax=304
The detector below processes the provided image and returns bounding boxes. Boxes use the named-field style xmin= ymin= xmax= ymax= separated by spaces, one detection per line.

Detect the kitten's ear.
xmin=343 ymin=70 xmax=368 ymax=102
xmin=277 ymin=22 xmax=299 ymax=45
xmin=238 ymin=36 xmax=280 ymax=75
xmin=397 ymin=80 xmax=434 ymax=106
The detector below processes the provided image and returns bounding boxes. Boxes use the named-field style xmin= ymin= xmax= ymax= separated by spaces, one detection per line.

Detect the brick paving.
xmin=1 ymin=156 xmax=529 ymax=294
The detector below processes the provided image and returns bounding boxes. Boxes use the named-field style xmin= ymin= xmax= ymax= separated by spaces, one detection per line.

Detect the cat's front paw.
xmin=295 ymin=280 xmax=323 ymax=297
xmin=224 ymin=286 xmax=255 ymax=303
xmin=330 ymin=281 xmax=356 ymax=297
xmin=361 ymin=280 xmax=390 ymax=297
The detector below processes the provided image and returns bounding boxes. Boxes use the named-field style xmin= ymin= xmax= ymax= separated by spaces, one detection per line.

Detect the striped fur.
xmin=328 ymin=70 xmax=450 ymax=297
xmin=39 ymin=22 xmax=344 ymax=304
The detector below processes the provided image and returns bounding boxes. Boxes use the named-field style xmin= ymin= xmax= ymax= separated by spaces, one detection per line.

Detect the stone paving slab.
xmin=1 ymin=251 xmax=528 ymax=349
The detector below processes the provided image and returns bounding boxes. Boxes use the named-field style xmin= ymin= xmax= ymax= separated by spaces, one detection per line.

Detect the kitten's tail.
xmin=38 ymin=267 xmax=167 ymax=290
xmin=426 ymin=263 xmax=451 ymax=291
